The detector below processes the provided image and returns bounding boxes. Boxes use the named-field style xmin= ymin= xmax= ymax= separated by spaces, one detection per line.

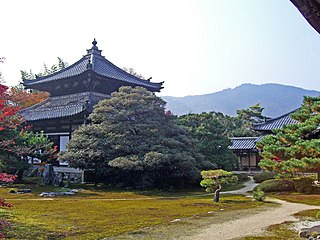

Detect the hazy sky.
xmin=1 ymin=0 xmax=320 ymax=97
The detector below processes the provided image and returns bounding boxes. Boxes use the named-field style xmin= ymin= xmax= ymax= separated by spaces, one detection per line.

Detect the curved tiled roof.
xmin=228 ymin=137 xmax=259 ymax=150
xmin=19 ymin=92 xmax=109 ymax=121
xmin=23 ymin=40 xmax=163 ymax=91
xmin=253 ymin=110 xmax=298 ymax=131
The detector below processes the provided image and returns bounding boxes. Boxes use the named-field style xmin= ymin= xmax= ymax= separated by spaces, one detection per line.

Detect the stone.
xmin=16 ymin=189 xmax=32 ymax=194
xmin=299 ymin=225 xmax=320 ymax=239
xmin=39 ymin=189 xmax=81 ymax=197
xmin=171 ymin=219 xmax=181 ymax=223
xmin=299 ymin=228 xmax=311 ymax=238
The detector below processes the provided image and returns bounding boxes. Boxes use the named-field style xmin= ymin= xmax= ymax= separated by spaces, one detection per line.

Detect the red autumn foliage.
xmin=0 ymin=84 xmax=23 ymax=132
xmin=0 ymin=198 xmax=12 ymax=208
xmin=9 ymin=86 xmax=49 ymax=110
xmin=0 ymin=173 xmax=16 ymax=183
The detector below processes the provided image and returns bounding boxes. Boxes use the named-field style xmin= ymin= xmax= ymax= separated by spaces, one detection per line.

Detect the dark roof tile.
xmin=253 ymin=110 xmax=298 ymax=131
xmin=19 ymin=92 xmax=109 ymax=121
xmin=23 ymin=41 xmax=163 ymax=91
xmin=228 ymin=137 xmax=259 ymax=150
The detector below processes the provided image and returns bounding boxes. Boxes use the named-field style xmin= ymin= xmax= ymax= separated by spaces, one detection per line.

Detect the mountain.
xmin=162 ymin=83 xmax=320 ymax=118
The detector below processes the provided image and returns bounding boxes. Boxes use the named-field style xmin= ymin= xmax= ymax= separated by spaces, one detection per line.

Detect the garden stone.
xmin=299 ymin=225 xmax=320 ymax=238
xmin=16 ymin=189 xmax=32 ymax=194
xmin=40 ymin=189 xmax=81 ymax=197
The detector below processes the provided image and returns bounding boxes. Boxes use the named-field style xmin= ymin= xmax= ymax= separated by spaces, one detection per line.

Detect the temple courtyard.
xmin=1 ymin=179 xmax=319 ymax=239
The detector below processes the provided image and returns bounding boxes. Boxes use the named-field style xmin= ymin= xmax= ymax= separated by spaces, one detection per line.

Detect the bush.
xmin=8 ymin=188 xmax=16 ymax=193
xmin=254 ymin=179 xmax=295 ymax=192
xmin=234 ymin=173 xmax=250 ymax=183
xmin=253 ymin=171 xmax=276 ymax=183
xmin=294 ymin=177 xmax=315 ymax=194
xmin=253 ymin=187 xmax=266 ymax=201
xmin=24 ymin=177 xmax=42 ymax=184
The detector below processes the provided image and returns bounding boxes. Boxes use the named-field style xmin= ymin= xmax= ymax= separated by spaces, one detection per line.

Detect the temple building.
xmin=20 ymin=39 xmax=163 ymax=153
xmin=228 ymin=111 xmax=298 ymax=170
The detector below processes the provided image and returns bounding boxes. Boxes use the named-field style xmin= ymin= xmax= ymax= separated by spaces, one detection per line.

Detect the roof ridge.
xmin=98 ymin=55 xmax=164 ymax=86
xmin=253 ymin=109 xmax=299 ymax=127
xmin=230 ymin=137 xmax=259 ymax=139
xmin=23 ymin=56 xmax=88 ymax=84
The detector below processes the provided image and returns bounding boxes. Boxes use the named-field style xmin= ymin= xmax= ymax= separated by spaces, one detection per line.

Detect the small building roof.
xmin=253 ymin=110 xmax=298 ymax=131
xmin=228 ymin=137 xmax=259 ymax=150
xmin=19 ymin=91 xmax=109 ymax=121
xmin=23 ymin=39 xmax=163 ymax=93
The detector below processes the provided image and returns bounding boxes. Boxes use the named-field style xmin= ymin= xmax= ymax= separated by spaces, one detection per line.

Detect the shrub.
xmin=253 ymin=187 xmax=266 ymax=201
xmin=253 ymin=171 xmax=276 ymax=183
xmin=0 ymin=220 xmax=12 ymax=239
xmin=0 ymin=198 xmax=12 ymax=208
xmin=254 ymin=179 xmax=295 ymax=192
xmin=234 ymin=173 xmax=250 ymax=183
xmin=294 ymin=177 xmax=315 ymax=194
xmin=24 ymin=177 xmax=42 ymax=184
xmin=8 ymin=188 xmax=16 ymax=193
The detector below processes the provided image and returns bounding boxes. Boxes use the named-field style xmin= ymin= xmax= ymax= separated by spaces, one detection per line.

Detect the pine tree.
xmin=178 ymin=112 xmax=238 ymax=171
xmin=60 ymin=86 xmax=213 ymax=188
xmin=258 ymin=96 xmax=320 ymax=181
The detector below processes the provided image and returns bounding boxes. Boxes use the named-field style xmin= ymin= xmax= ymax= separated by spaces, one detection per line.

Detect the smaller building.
xmin=228 ymin=137 xmax=262 ymax=170
xmin=229 ymin=110 xmax=298 ymax=170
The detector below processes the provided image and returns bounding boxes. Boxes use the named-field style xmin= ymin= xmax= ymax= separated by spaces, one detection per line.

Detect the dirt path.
xmin=183 ymin=181 xmax=320 ymax=240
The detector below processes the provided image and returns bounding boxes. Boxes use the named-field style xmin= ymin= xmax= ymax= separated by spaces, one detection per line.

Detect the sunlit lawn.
xmin=0 ymin=183 xmax=261 ymax=239
xmin=269 ymin=193 xmax=320 ymax=206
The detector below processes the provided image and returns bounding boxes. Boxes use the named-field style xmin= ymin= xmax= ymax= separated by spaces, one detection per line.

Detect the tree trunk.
xmin=15 ymin=169 xmax=24 ymax=183
xmin=317 ymin=172 xmax=320 ymax=182
xmin=213 ymin=178 xmax=222 ymax=203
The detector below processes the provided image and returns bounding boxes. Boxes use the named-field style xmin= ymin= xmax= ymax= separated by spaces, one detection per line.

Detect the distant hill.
xmin=162 ymin=83 xmax=320 ymax=118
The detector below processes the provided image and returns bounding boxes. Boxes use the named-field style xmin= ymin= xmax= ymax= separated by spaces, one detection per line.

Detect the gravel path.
xmin=184 ymin=179 xmax=320 ymax=240
xmin=222 ymin=176 xmax=259 ymax=195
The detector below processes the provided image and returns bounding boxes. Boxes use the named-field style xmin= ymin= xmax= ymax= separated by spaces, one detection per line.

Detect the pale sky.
xmin=1 ymin=0 xmax=320 ymax=97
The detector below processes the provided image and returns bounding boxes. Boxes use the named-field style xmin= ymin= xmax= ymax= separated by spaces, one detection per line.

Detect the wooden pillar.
xmin=248 ymin=151 xmax=251 ymax=171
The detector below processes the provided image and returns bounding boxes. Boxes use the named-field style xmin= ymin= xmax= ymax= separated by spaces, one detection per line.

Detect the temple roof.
xmin=291 ymin=0 xmax=320 ymax=34
xmin=253 ymin=110 xmax=298 ymax=131
xmin=228 ymin=137 xmax=259 ymax=150
xmin=23 ymin=39 xmax=163 ymax=93
xmin=19 ymin=91 xmax=109 ymax=121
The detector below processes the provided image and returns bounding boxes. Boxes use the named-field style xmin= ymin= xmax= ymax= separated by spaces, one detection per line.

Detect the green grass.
xmin=0 ymin=184 xmax=264 ymax=239
xmin=242 ymin=222 xmax=300 ymax=240
xmin=269 ymin=193 xmax=320 ymax=206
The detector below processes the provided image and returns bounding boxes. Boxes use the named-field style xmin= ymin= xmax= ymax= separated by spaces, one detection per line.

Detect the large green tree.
xmin=235 ymin=103 xmax=268 ymax=137
xmin=178 ymin=112 xmax=238 ymax=171
xmin=258 ymin=96 xmax=320 ymax=180
xmin=60 ymin=86 xmax=213 ymax=188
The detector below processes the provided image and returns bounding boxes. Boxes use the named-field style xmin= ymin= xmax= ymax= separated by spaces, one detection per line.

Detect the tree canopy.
xmin=7 ymin=57 xmax=69 ymax=109
xmin=8 ymin=84 xmax=49 ymax=109
xmin=178 ymin=112 xmax=238 ymax=171
xmin=21 ymin=57 xmax=68 ymax=80
xmin=258 ymin=96 xmax=320 ymax=178
xmin=0 ymin=83 xmax=55 ymax=178
xmin=60 ymin=86 xmax=213 ymax=188
xmin=235 ymin=103 xmax=268 ymax=137
xmin=200 ymin=169 xmax=238 ymax=202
